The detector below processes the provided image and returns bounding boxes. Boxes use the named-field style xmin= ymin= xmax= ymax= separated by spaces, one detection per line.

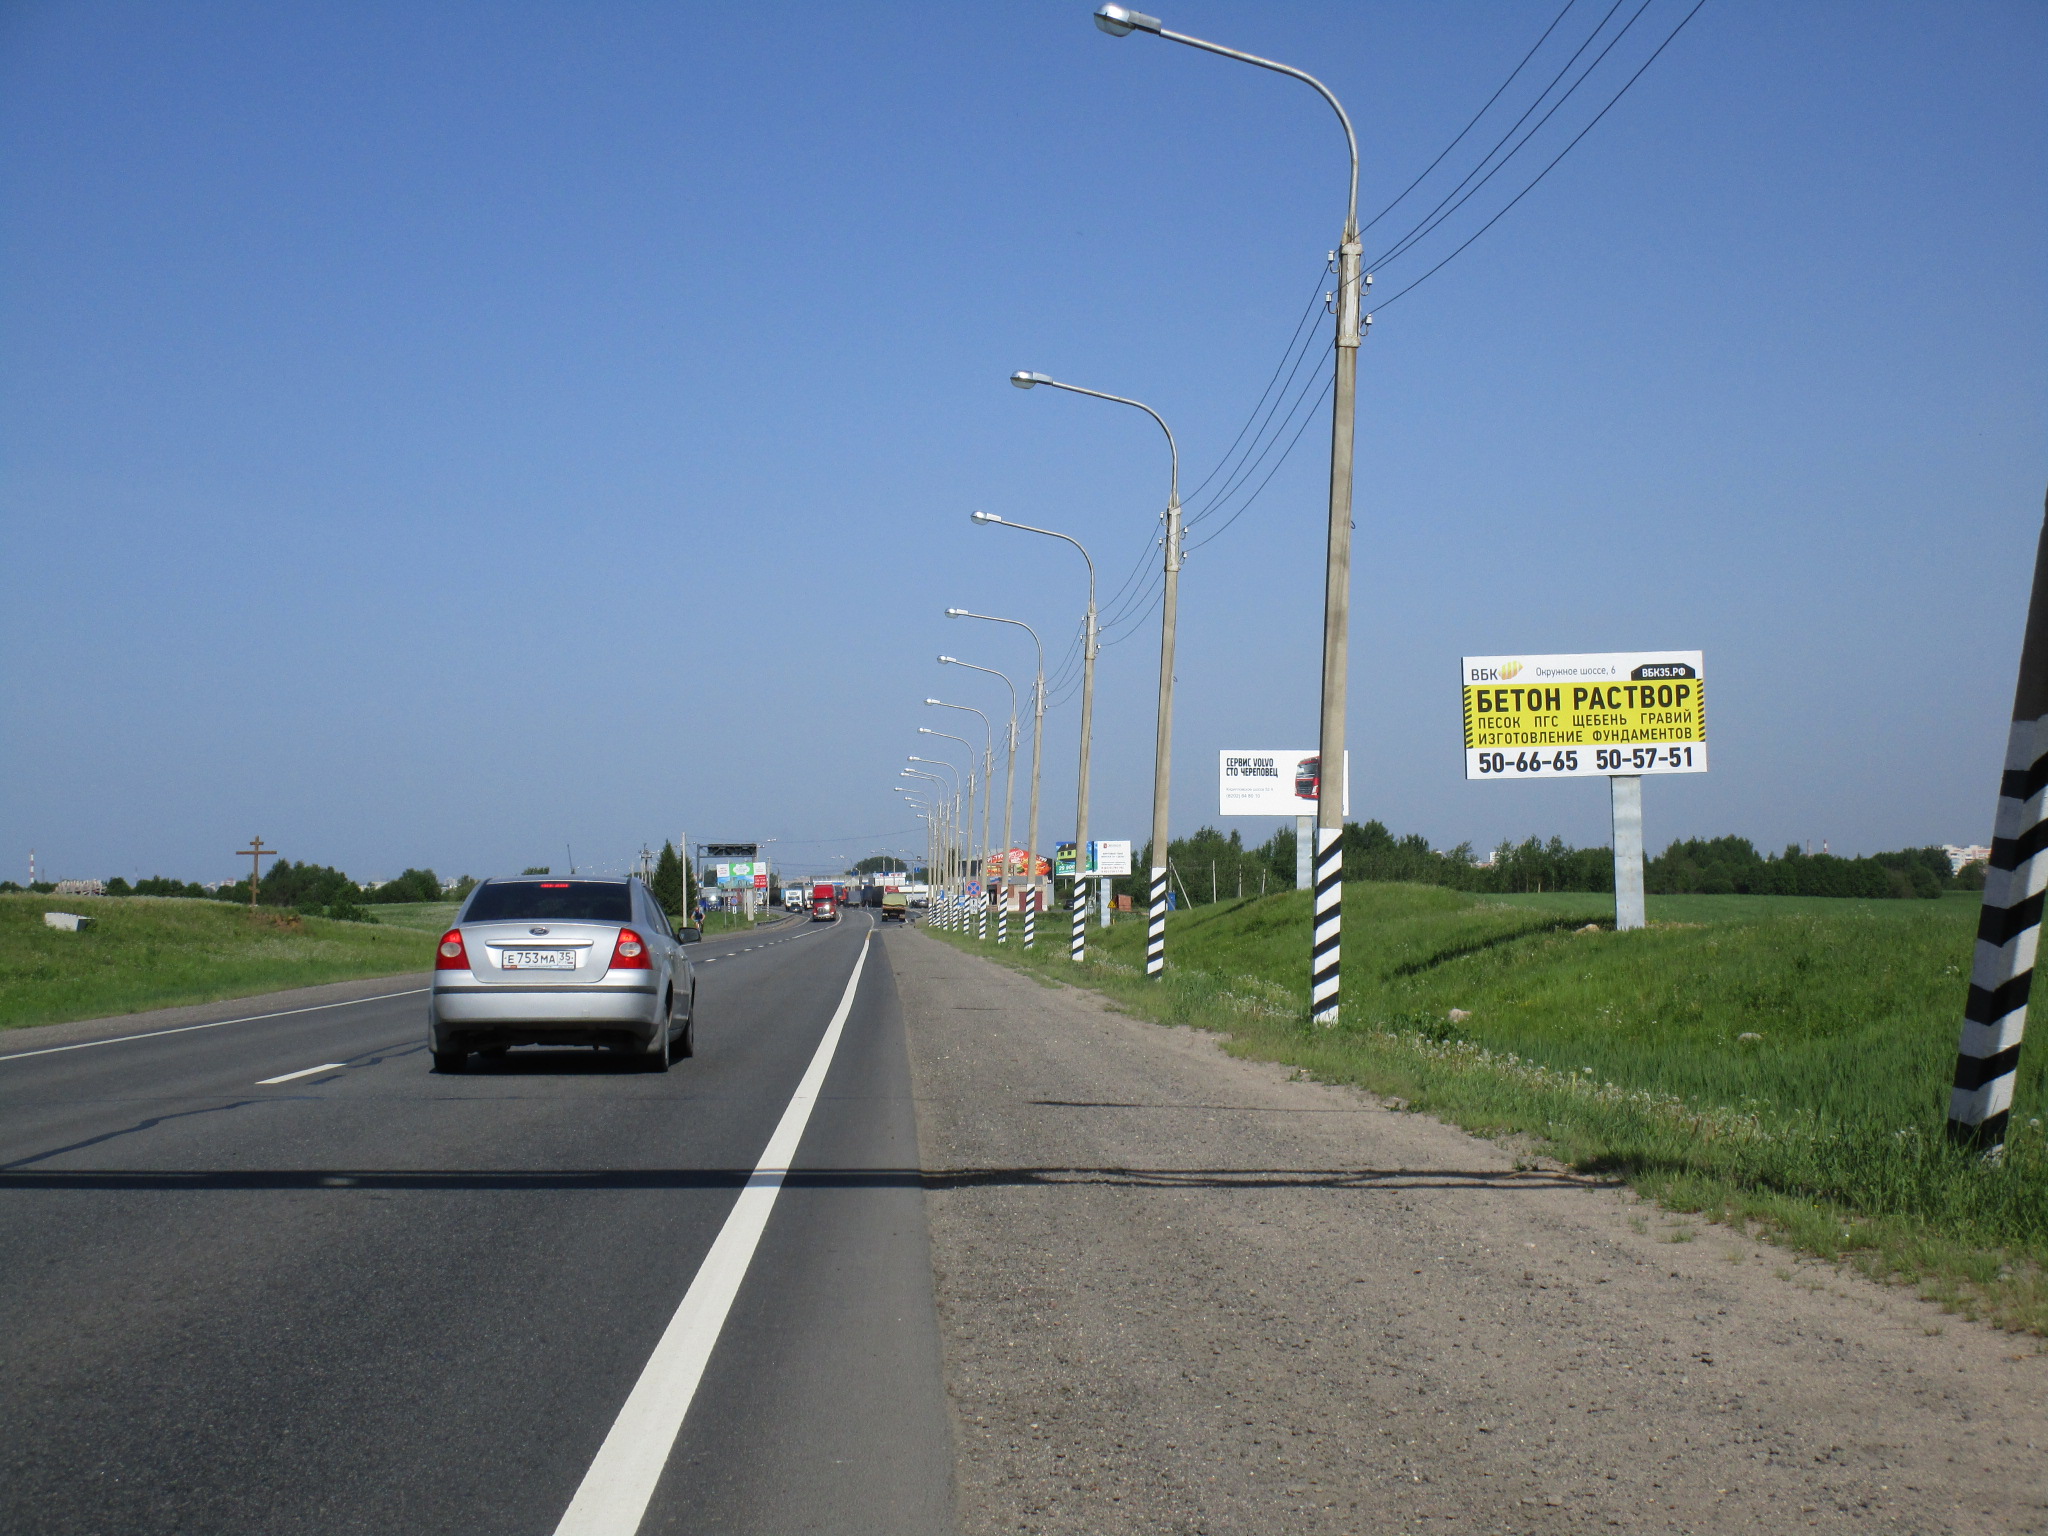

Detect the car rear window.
xmin=463 ymin=881 xmax=633 ymax=924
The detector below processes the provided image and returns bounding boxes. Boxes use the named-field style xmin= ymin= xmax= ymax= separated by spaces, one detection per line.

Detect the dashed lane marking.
xmin=256 ymin=1063 xmax=348 ymax=1085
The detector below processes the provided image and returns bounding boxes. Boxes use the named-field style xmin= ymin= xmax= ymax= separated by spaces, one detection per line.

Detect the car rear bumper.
xmin=430 ymin=982 xmax=663 ymax=1050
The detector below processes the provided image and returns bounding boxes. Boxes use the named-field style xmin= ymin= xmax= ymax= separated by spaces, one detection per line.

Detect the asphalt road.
xmin=0 ymin=909 xmax=952 ymax=1536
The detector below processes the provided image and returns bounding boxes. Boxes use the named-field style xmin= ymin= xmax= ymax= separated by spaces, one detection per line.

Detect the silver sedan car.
xmin=427 ymin=875 xmax=699 ymax=1073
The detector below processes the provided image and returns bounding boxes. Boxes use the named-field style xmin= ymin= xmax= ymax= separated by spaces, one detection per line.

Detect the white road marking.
xmin=0 ymin=988 xmax=432 ymax=1065
xmin=551 ymin=930 xmax=874 ymax=1536
xmin=256 ymin=1062 xmax=349 ymax=1085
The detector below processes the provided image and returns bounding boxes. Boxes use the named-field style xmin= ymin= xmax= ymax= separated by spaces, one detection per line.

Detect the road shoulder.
xmin=891 ymin=928 xmax=2046 ymax=1535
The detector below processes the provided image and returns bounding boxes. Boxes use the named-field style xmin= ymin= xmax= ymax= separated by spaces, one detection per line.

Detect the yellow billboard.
xmin=1462 ymin=651 xmax=1706 ymax=779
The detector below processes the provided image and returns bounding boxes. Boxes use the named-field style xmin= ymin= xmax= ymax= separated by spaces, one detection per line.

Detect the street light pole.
xmin=906 ymin=760 xmax=958 ymax=923
xmin=940 ymin=656 xmax=1020 ymax=943
xmin=1093 ymin=2 xmax=1361 ymax=1024
xmin=947 ymin=608 xmax=1047 ymax=946
xmin=926 ymin=704 xmax=995 ymax=938
xmin=918 ymin=729 xmax=978 ymax=932
xmin=1011 ymin=371 xmax=1180 ymax=973
xmin=973 ymin=511 xmax=1097 ymax=962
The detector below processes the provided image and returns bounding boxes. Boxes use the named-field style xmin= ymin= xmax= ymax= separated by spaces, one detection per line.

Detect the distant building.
xmin=1943 ymin=844 xmax=1991 ymax=875
xmin=53 ymin=879 xmax=106 ymax=896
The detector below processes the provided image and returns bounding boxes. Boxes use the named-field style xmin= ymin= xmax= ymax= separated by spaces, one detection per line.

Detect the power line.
xmin=1376 ymin=0 xmax=1711 ymax=310
xmin=1370 ymin=0 xmax=1646 ymax=272
xmin=1183 ymin=305 xmax=1329 ymax=528
xmin=1355 ymin=0 xmax=1583 ymax=242
xmin=1178 ymin=269 xmax=1330 ymax=513
xmin=1184 ymin=371 xmax=1337 ymax=553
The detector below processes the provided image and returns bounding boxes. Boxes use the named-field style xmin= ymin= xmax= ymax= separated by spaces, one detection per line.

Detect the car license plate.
xmin=502 ymin=949 xmax=575 ymax=970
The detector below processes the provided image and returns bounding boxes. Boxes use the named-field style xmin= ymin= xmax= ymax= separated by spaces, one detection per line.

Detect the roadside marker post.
xmin=1948 ymin=492 xmax=2048 ymax=1154
xmin=1217 ymin=752 xmax=1348 ymax=1004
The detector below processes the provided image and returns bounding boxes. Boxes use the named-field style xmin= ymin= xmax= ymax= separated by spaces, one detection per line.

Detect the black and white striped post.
xmin=1146 ymin=865 xmax=1168 ymax=977
xmin=1948 ymin=492 xmax=2048 ymax=1154
xmin=1070 ymin=879 xmax=1087 ymax=962
xmin=1311 ymin=827 xmax=1343 ymax=1024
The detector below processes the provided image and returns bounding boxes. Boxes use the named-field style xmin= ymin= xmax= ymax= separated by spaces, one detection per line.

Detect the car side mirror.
xmin=677 ymin=927 xmax=702 ymax=946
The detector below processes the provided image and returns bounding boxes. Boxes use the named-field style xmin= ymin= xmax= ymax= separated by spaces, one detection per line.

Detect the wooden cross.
xmin=236 ymin=837 xmax=279 ymax=910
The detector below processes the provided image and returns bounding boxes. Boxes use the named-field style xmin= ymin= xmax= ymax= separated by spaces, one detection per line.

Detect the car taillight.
xmin=436 ymin=929 xmax=470 ymax=970
xmin=608 ymin=928 xmax=651 ymax=970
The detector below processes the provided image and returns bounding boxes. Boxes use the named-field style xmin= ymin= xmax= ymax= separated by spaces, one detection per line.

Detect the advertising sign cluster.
xmin=713 ymin=861 xmax=759 ymax=889
xmin=1218 ymin=750 xmax=1351 ymax=816
xmin=1462 ymin=651 xmax=1706 ymax=780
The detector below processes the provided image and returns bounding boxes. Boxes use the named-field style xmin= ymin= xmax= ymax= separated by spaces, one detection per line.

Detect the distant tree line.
xmin=0 ymin=862 xmax=475 ymax=919
xmin=1103 ymin=821 xmax=1983 ymax=907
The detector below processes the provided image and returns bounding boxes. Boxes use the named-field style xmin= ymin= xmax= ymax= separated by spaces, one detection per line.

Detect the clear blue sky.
xmin=3 ymin=0 xmax=2042 ymax=884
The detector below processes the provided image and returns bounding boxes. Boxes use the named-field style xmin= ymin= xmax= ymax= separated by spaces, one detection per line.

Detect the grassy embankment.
xmin=0 ymin=894 xmax=434 ymax=1030
xmin=931 ymin=886 xmax=2048 ymax=1332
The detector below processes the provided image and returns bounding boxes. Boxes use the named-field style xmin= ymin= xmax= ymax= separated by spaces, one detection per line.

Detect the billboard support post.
xmin=1610 ymin=775 xmax=1647 ymax=931
xmin=1295 ymin=814 xmax=1313 ymax=891
xmin=1948 ymin=490 xmax=2048 ymax=1155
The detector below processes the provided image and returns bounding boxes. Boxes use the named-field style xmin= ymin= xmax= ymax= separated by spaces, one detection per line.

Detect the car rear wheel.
xmin=431 ymin=1047 xmax=468 ymax=1073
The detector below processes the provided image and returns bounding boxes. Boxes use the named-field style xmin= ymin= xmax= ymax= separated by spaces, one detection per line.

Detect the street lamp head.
xmin=924 ymin=697 xmax=942 ymax=706
xmin=944 ymin=607 xmax=967 ymax=618
xmin=1093 ymin=4 xmax=1160 ymax=37
xmin=970 ymin=510 xmax=1002 ymax=524
xmin=918 ymin=727 xmax=938 ymax=736
xmin=937 ymin=654 xmax=957 ymax=665
xmin=1009 ymin=371 xmax=1052 ymax=389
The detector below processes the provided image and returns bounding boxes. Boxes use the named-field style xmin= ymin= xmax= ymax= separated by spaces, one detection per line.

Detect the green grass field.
xmin=0 ymin=894 xmax=434 ymax=1030
xmin=361 ymin=900 xmax=462 ymax=933
xmin=934 ymin=884 xmax=2048 ymax=1331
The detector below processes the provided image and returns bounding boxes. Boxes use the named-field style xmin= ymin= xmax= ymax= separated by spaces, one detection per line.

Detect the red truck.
xmin=811 ymin=885 xmax=837 ymax=921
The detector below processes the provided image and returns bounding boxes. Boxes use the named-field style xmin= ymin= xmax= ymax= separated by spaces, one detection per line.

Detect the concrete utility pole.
xmin=236 ymin=837 xmax=279 ymax=911
xmin=929 ymin=712 xmax=991 ymax=950
xmin=907 ymin=758 xmax=960 ymax=924
xmin=920 ymin=727 xmax=979 ymax=933
xmin=973 ymin=512 xmax=1096 ymax=962
xmin=1091 ymin=2 xmax=1361 ymax=1024
xmin=1949 ymin=487 xmax=2048 ymax=1154
xmin=1010 ymin=372 xmax=1182 ymax=981
xmin=947 ymin=609 xmax=1047 ymax=946
xmin=941 ymin=655 xmax=1020 ymax=942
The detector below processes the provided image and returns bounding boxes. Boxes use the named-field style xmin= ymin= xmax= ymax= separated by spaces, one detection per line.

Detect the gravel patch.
xmin=886 ymin=929 xmax=2048 ymax=1535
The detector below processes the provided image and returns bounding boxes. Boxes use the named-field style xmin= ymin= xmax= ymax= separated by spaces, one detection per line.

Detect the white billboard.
xmin=1219 ymin=750 xmax=1350 ymax=816
xmin=1089 ymin=839 xmax=1132 ymax=876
